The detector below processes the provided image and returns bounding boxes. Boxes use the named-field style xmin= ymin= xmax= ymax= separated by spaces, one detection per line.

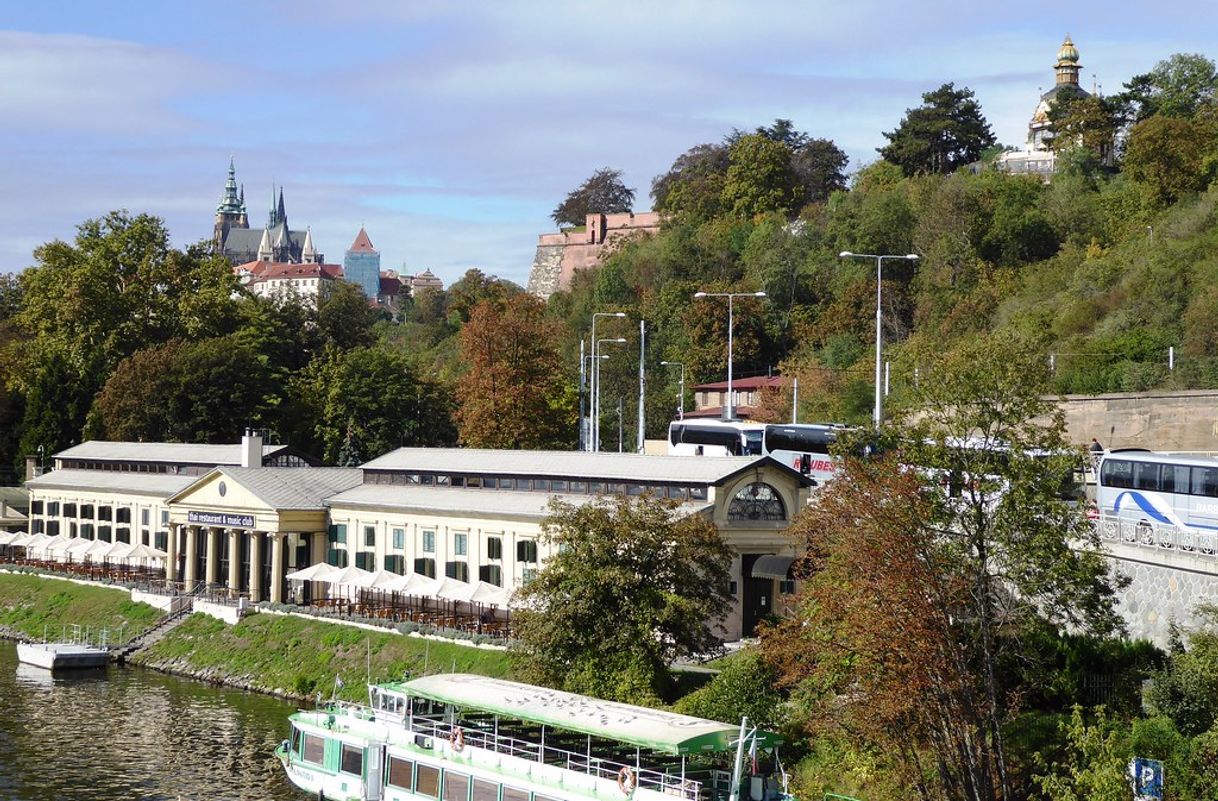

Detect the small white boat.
xmin=17 ymin=641 xmax=109 ymax=670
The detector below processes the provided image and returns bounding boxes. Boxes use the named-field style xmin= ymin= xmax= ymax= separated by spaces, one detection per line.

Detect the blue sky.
xmin=0 ymin=1 xmax=1210 ymax=286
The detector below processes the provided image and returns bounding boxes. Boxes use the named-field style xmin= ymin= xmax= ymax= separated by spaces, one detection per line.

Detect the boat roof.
xmin=388 ymin=673 xmax=781 ymax=755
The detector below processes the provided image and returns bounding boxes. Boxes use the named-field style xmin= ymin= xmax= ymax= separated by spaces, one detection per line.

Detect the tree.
xmin=1044 ymin=87 xmax=1120 ymax=162
xmin=454 ymin=294 xmax=571 ymax=449
xmin=551 ymin=168 xmax=635 ymax=227
xmin=512 ymin=494 xmax=732 ymax=702
xmin=763 ymin=333 xmax=1121 ymax=801
xmin=1033 ymin=707 xmax=1131 ymax=801
xmin=651 ymin=143 xmax=731 ymax=219
xmin=293 ymin=345 xmax=454 ymax=463
xmin=1148 ymin=53 xmax=1218 ymax=119
xmin=1123 ymin=114 xmax=1218 ymax=205
xmin=879 ymin=83 xmax=996 ymax=175
xmin=445 ymin=268 xmax=520 ymax=324
xmin=791 ymin=137 xmax=849 ymax=203
xmin=720 ymin=133 xmax=803 ymax=218
xmin=318 ymin=279 xmax=382 ymax=351
xmin=88 ymin=336 xmax=278 ymax=443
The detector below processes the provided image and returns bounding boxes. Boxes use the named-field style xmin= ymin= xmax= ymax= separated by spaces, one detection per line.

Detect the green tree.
xmin=512 ymin=494 xmax=732 ymax=702
xmin=293 ymin=345 xmax=454 ymax=463
xmin=1044 ymin=87 xmax=1120 ymax=161
xmin=651 ymin=143 xmax=730 ymax=220
xmin=454 ymin=294 xmax=571 ymax=449
xmin=1123 ymin=114 xmax=1218 ymax=205
xmin=879 ymin=83 xmax=996 ymax=175
xmin=552 ymin=167 xmax=635 ymax=227
xmin=754 ymin=119 xmax=849 ymax=202
xmin=674 ymin=650 xmax=784 ymax=729
xmin=1033 ymin=707 xmax=1130 ymax=801
xmin=1146 ymin=53 xmax=1218 ymax=119
xmin=445 ymin=268 xmax=520 ymax=325
xmin=318 ymin=279 xmax=382 ymax=351
xmin=720 ymin=133 xmax=803 ymax=218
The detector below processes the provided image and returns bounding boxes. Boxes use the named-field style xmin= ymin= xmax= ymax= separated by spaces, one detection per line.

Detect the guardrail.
xmin=1095 ymin=514 xmax=1218 ymax=556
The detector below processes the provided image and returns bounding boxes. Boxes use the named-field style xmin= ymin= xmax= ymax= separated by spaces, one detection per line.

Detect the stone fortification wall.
xmin=1060 ymin=390 xmax=1218 ymax=451
xmin=1107 ymin=547 xmax=1218 ymax=646
xmin=527 ymin=211 xmax=661 ymax=299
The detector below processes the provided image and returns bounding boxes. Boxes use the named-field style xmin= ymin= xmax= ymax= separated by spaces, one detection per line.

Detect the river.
xmin=0 ymin=640 xmax=304 ymax=801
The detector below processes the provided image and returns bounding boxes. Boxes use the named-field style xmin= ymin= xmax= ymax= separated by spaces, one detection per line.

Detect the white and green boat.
xmin=276 ymin=673 xmax=794 ymax=801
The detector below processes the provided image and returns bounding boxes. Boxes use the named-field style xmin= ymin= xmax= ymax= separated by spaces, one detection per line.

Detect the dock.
xmin=17 ymin=641 xmax=109 ymax=669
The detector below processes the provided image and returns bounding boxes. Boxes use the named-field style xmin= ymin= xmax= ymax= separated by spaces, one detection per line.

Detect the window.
xmin=355 ymin=552 xmax=375 ymax=571
xmin=550 ymin=479 xmax=568 ymax=492
xmin=497 ymin=478 xmax=513 ymax=490
xmin=47 ymin=501 xmax=59 ymax=516
xmin=1162 ymin=465 xmax=1191 ymax=494
xmin=471 ymin=778 xmax=499 ymax=801
xmin=779 ymin=579 xmax=796 ymax=594
xmin=98 ymin=506 xmax=113 ymax=521
xmin=445 ymin=561 xmax=469 ymax=582
xmin=627 ymin=483 xmax=645 ymax=496
xmin=32 ymin=519 xmax=44 ymax=534
xmin=422 ymin=530 xmax=436 ymax=553
xmin=30 ymin=500 xmax=43 ymax=515
xmin=479 ymin=565 xmax=502 ymax=586
xmin=442 ymin=771 xmax=470 ymax=801
xmin=327 ymin=548 xmax=349 ymax=568
xmin=466 ymin=477 xmax=482 ymax=489
xmin=1132 ymin=461 xmax=1160 ymax=492
xmin=141 ymin=508 xmax=150 ymax=526
xmin=421 ymin=474 xmax=434 ymax=486
xmin=728 ymin=482 xmax=786 ymax=521
xmin=155 ymin=531 xmax=168 ymax=551
xmin=116 ymin=527 xmax=130 ymax=544
xmin=63 ymin=503 xmax=77 ymax=518
xmin=386 ymin=757 xmax=414 ymax=790
xmin=571 ymin=481 xmax=587 ymax=493
xmin=415 ymin=558 xmax=436 ymax=578
xmin=729 ymin=580 xmax=738 ymax=595
xmin=486 ymin=536 xmax=502 ymax=560
xmin=302 ymin=734 xmax=325 ymax=764
xmin=116 ymin=507 xmax=131 ymax=524
xmin=1193 ymin=467 xmax=1218 ymax=498
xmin=522 ymin=567 xmax=537 ymax=585
xmin=416 ymin=764 xmax=441 ymax=798
xmin=483 ymin=477 xmax=498 ymax=490
xmin=81 ymin=523 xmax=94 ymax=539
xmin=454 ymin=533 xmax=467 ymax=556
xmin=364 ymin=526 xmax=376 ymax=547
xmin=451 ymin=476 xmax=465 ymax=488
xmin=1100 ymin=459 xmax=1133 ymax=489
xmin=516 ymin=540 xmax=538 ymax=563
xmin=392 ymin=528 xmax=405 ymax=549
xmin=328 ymin=524 xmax=347 ymax=545
xmin=98 ymin=525 xmax=112 ymax=542
xmin=46 ymin=520 xmax=60 ymax=536
xmin=80 ymin=504 xmax=93 ymax=518
xmin=689 ymin=486 xmax=708 ymax=501
xmin=340 ymin=743 xmax=363 ymax=776
xmin=502 ymin=787 xmax=529 ymax=801
xmin=384 ymin=555 xmax=405 ymax=574
xmin=436 ymin=475 xmax=450 ymax=486
xmin=161 ymin=510 xmax=169 ymax=526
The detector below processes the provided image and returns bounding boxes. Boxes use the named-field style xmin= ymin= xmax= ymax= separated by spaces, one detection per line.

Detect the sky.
xmin=0 ymin=1 xmax=1211 ymax=287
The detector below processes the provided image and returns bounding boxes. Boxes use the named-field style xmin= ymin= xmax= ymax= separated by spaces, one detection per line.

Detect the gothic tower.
xmin=1054 ymin=34 xmax=1081 ymax=88
xmin=213 ymin=158 xmax=249 ymax=251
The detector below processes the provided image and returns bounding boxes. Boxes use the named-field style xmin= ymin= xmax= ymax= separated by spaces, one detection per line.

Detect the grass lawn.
xmin=0 ymin=572 xmax=161 ymax=641
xmin=135 ymin=611 xmax=513 ymax=701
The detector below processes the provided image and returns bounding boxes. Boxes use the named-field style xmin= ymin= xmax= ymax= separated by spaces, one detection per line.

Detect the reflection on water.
xmin=0 ymin=640 xmax=304 ymax=801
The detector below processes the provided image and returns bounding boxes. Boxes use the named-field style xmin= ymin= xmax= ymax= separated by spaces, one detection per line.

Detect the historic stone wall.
xmin=1105 ymin=544 xmax=1218 ymax=645
xmin=525 ymin=244 xmax=565 ymax=298
xmin=526 ymin=212 xmax=661 ymax=299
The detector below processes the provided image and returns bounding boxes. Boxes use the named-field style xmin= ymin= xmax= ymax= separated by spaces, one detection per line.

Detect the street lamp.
xmin=838 ymin=251 xmax=919 ymax=429
xmin=589 ymin=312 xmax=626 ymax=451
xmin=660 ymin=360 xmax=686 ymax=420
xmin=595 ymin=337 xmax=627 ymax=451
xmin=693 ymin=291 xmax=766 ymax=421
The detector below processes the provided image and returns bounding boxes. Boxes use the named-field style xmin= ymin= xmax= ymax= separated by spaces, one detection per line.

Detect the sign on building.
xmin=187 ymin=510 xmax=255 ymax=528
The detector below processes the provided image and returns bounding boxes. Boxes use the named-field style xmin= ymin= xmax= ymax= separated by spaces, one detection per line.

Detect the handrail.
xmin=1095 ymin=513 xmax=1218 ymax=556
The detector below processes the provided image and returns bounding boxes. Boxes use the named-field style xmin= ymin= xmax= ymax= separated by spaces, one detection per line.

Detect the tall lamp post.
xmin=589 ymin=311 xmax=626 ymax=451
xmin=660 ymin=360 xmax=685 ymax=420
xmin=595 ymin=337 xmax=627 ymax=451
xmin=838 ymin=251 xmax=919 ymax=428
xmin=693 ymin=291 xmax=766 ymax=421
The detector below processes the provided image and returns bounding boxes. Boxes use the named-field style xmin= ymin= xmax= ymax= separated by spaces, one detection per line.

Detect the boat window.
xmin=471 ymin=778 xmax=499 ymax=801
xmin=302 ymin=734 xmax=325 ymax=765
xmin=535 ymin=796 xmax=562 ymax=801
xmin=416 ymin=764 xmax=441 ymax=797
xmin=502 ymin=788 xmax=529 ymax=801
xmin=290 ymin=727 xmax=302 ymax=755
xmin=442 ymin=771 xmax=470 ymax=801
xmin=340 ymin=743 xmax=363 ymax=776
xmin=386 ymin=756 xmax=414 ymax=790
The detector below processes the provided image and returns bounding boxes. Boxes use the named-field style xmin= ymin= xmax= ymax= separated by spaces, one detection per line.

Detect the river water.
xmin=0 ymin=640 xmax=305 ymax=801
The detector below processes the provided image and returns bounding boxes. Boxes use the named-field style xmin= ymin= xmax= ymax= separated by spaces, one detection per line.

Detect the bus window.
xmin=1132 ymin=461 xmax=1160 ymax=491
xmin=1099 ymin=459 xmax=1132 ymax=489
xmin=1161 ymin=464 xmax=1191 ymax=494
xmin=743 ymin=431 xmax=763 ymax=455
xmin=1192 ymin=467 xmax=1218 ymax=498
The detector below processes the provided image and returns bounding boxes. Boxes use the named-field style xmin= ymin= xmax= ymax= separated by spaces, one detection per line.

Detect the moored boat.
xmin=276 ymin=672 xmax=795 ymax=801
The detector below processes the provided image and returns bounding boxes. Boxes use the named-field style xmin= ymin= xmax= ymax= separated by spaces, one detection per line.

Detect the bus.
xmin=763 ymin=423 xmax=847 ymax=484
xmin=1096 ymin=449 xmax=1218 ymax=537
xmin=666 ymin=420 xmax=765 ymax=457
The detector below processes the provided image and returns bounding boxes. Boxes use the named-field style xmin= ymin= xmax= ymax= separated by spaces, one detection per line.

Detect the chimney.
xmin=241 ymin=428 xmax=263 ymax=468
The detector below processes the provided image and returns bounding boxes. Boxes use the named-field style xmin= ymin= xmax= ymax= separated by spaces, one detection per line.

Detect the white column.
xmin=205 ymin=527 xmax=220 ymax=585
xmin=227 ymin=529 xmax=241 ymax=594
xmin=249 ymin=531 xmax=264 ymax=602
xmin=270 ymin=534 xmax=286 ymax=604
xmin=166 ymin=523 xmax=180 ymax=582
xmin=184 ymin=525 xmax=199 ymax=586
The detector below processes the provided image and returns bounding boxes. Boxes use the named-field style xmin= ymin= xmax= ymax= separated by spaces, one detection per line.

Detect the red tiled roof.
xmin=238 ymin=261 xmax=344 ymax=281
xmin=691 ymin=376 xmax=784 ymax=392
xmin=348 ymin=227 xmax=376 ymax=253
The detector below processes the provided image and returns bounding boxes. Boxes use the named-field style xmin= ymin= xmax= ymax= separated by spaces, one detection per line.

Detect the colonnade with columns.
xmin=164 ymin=524 xmax=328 ymax=603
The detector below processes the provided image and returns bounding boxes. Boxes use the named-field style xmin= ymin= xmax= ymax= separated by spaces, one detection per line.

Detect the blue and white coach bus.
xmin=1096 ymin=449 xmax=1218 ymax=552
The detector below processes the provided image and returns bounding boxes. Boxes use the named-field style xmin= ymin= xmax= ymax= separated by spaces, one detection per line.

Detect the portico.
xmin=164 ymin=467 xmax=362 ymax=603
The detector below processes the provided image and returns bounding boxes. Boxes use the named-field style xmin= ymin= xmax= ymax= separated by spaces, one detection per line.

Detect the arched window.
xmin=728 ymin=482 xmax=786 ymax=521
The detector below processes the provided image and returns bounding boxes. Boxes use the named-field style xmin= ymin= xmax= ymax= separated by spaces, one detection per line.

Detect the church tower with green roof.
xmin=213 ymin=157 xmax=249 ymax=252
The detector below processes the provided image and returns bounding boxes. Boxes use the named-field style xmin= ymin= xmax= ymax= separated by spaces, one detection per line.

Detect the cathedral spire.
xmin=257 ymin=227 xmax=273 ymax=261
xmin=216 ymin=157 xmax=242 ymax=214
xmin=268 ymin=184 xmax=278 ymax=228
xmin=276 ymin=187 xmax=287 ymax=231
xmin=302 ymin=227 xmax=316 ymax=263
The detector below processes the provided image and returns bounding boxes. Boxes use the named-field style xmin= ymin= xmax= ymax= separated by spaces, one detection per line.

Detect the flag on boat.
xmin=335 ymin=675 xmax=345 ymax=689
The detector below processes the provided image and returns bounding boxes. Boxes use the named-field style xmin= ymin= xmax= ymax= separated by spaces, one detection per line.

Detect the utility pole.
xmin=637 ymin=320 xmax=646 ymax=453
xmin=577 ymin=339 xmax=586 ymax=451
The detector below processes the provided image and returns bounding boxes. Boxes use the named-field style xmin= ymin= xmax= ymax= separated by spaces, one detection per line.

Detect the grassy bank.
xmin=132 ymin=611 xmax=513 ymax=700
xmin=0 ymin=572 xmax=160 ymax=640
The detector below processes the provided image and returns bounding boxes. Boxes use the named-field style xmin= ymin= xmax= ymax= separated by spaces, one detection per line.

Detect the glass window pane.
xmin=303 ymin=734 xmax=325 ymax=764
xmin=417 ymin=765 xmax=441 ymax=798
xmin=340 ymin=743 xmax=363 ymax=775
xmin=1192 ymin=467 xmax=1218 ymax=498
xmin=442 ymin=771 xmax=470 ymax=801
xmin=502 ymin=788 xmax=529 ymax=801
xmin=471 ymin=778 xmax=499 ymax=801
xmin=1132 ymin=462 xmax=1160 ymax=491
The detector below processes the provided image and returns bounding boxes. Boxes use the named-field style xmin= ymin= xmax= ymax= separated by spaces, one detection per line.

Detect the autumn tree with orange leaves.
xmin=762 ymin=333 xmax=1122 ymax=801
xmin=455 ymin=294 xmax=574 ymax=449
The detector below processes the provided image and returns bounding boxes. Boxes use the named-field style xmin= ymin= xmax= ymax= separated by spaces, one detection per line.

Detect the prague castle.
xmin=212 ymin=159 xmax=323 ymax=265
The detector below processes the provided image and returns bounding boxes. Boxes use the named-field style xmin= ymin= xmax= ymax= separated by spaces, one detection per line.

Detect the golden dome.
xmin=1056 ymin=34 xmax=1079 ymax=65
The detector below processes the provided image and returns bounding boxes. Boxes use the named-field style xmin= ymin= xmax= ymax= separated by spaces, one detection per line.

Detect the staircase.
xmin=112 ymin=582 xmax=206 ymax=663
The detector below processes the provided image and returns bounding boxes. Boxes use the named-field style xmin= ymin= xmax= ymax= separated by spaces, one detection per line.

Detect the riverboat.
xmin=276 ymin=672 xmax=794 ymax=801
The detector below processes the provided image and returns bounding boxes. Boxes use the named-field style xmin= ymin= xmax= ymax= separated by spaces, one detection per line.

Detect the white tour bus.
xmin=1097 ymin=449 xmax=1218 ymax=534
xmin=667 ymin=420 xmax=850 ymax=484
xmin=762 ymin=423 xmax=848 ymax=484
xmin=666 ymin=420 xmax=766 ymax=457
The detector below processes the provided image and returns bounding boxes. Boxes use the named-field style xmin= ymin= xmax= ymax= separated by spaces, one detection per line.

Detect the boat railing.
xmin=398 ymin=712 xmax=710 ymax=800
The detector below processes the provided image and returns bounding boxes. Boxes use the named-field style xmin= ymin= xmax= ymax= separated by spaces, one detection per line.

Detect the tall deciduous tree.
xmin=879 ymin=83 xmax=996 ymax=175
xmin=651 ymin=143 xmax=731 ymax=220
xmin=513 ymin=495 xmax=732 ymax=703
xmin=763 ymin=333 xmax=1121 ymax=801
xmin=721 ymin=133 xmax=803 ymax=218
xmin=318 ymin=279 xmax=382 ymax=351
xmin=455 ymin=294 xmax=571 ymax=449
xmin=1123 ymin=114 xmax=1218 ymax=205
xmin=551 ymin=168 xmax=635 ymax=227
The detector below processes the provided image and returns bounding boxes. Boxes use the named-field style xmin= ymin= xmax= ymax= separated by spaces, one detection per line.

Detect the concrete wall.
xmin=1060 ymin=390 xmax=1218 ymax=451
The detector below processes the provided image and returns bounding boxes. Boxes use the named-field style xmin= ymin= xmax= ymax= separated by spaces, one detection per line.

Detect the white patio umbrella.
xmin=379 ymin=572 xmax=441 ymax=596
xmin=7 ymin=533 xmax=34 ymax=548
xmin=349 ymin=569 xmax=404 ymax=589
xmin=45 ymin=535 xmax=76 ymax=554
xmin=63 ymin=538 xmax=95 ymax=557
xmin=321 ymin=565 xmax=375 ymax=587
xmin=0 ymin=531 xmax=16 ymax=546
xmin=82 ymin=539 xmax=119 ymax=560
xmin=285 ymin=562 xmax=340 ymax=582
xmin=122 ymin=543 xmax=167 ymax=564
xmin=434 ymin=577 xmax=478 ymax=603
xmin=24 ymin=533 xmax=57 ymax=557
xmin=467 ymin=581 xmax=511 ymax=607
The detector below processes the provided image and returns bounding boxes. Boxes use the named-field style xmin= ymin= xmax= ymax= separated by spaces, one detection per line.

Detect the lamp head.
xmin=754 ymin=291 xmax=767 ymax=297
xmin=613 ymin=312 xmax=626 ymax=317
xmin=609 ymin=337 xmax=626 ymax=343
xmin=694 ymin=291 xmax=708 ymax=298
xmin=906 ymin=253 xmax=919 ymax=260
xmin=838 ymin=251 xmax=853 ymax=258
